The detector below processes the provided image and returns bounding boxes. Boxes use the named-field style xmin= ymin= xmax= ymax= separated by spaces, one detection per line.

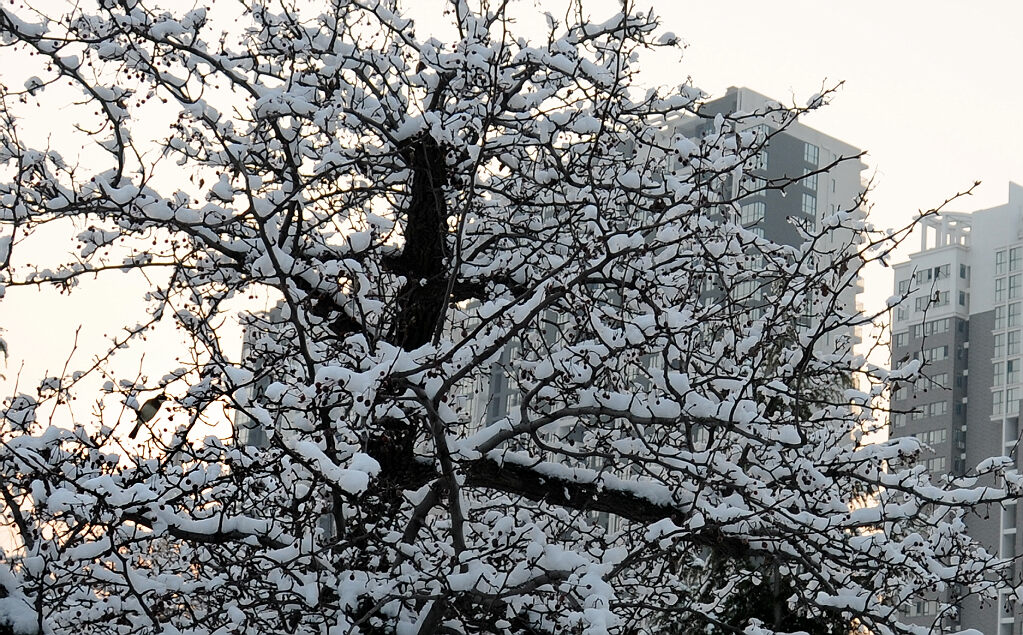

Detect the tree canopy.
xmin=0 ymin=1 xmax=1018 ymax=633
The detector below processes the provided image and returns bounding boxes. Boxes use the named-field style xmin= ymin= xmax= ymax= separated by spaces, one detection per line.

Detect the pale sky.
xmin=655 ymin=0 xmax=1023 ymax=265
xmin=616 ymin=0 xmax=1023 ymax=357
xmin=3 ymin=0 xmax=1020 ymax=405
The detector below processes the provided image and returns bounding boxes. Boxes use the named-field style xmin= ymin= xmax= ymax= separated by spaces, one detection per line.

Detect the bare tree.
xmin=0 ymin=1 xmax=1017 ymax=633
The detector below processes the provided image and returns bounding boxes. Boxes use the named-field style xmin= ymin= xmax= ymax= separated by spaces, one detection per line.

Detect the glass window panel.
xmin=804 ymin=143 xmax=819 ymax=165
xmin=801 ymin=193 xmax=816 ymax=215
xmin=740 ymin=201 xmax=765 ymax=225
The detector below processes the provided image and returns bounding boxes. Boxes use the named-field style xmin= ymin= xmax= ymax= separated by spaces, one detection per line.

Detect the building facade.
xmin=890 ymin=184 xmax=1023 ymax=634
xmin=669 ymin=87 xmax=865 ymax=348
xmin=464 ymin=85 xmax=867 ymax=437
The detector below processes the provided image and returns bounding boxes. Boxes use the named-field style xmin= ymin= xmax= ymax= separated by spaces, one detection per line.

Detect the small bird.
xmin=129 ymin=394 xmax=168 ymax=439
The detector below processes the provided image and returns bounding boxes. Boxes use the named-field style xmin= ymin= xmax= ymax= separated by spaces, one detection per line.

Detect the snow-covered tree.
xmin=0 ymin=1 xmax=1018 ymax=633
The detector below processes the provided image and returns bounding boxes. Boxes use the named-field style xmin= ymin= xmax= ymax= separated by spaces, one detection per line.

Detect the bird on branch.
xmin=128 ymin=393 xmax=168 ymax=439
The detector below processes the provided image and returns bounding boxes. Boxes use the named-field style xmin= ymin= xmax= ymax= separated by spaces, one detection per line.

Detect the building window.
xmin=995 ymin=333 xmax=1006 ymax=357
xmin=1009 ymin=331 xmax=1021 ymax=355
xmin=997 ymin=250 xmax=1007 ymax=274
xmin=916 ymin=318 xmax=950 ymax=338
xmin=750 ymin=150 xmax=768 ymax=170
xmin=923 ymin=345 xmax=948 ymax=362
xmin=915 ymin=429 xmax=947 ymax=445
xmin=907 ymin=599 xmax=939 ymax=617
xmin=995 ymin=361 xmax=1005 ymax=386
xmin=997 ymin=306 xmax=1008 ymax=329
xmin=1008 ymin=358 xmax=1020 ymax=384
xmin=1011 ymin=303 xmax=1022 ymax=327
xmin=740 ymin=201 xmax=765 ymax=225
xmin=934 ymin=264 xmax=950 ymax=280
xmin=896 ymin=307 xmax=909 ymax=321
xmin=1011 ymin=275 xmax=1022 ymax=299
xmin=898 ymin=279 xmax=910 ymax=294
xmin=1008 ymin=388 xmax=1020 ymax=414
xmin=996 ymin=277 xmax=1007 ymax=302
xmin=744 ymin=175 xmax=766 ymax=192
xmin=1003 ymin=504 xmax=1018 ymax=531
xmin=747 ymin=123 xmax=772 ymax=140
xmin=910 ymin=279 xmax=950 ymax=307
xmin=994 ymin=391 xmax=1004 ymax=415
xmin=960 ymin=263 xmax=969 ymax=279
xmin=916 ymin=372 xmax=948 ymax=391
xmin=803 ymin=170 xmax=818 ymax=191
xmin=1012 ymin=247 xmax=1022 ymax=272
xmin=959 ymin=291 xmax=966 ymax=306
xmin=804 ymin=142 xmax=819 ymax=166
xmin=734 ymin=279 xmax=758 ymax=299
xmin=801 ymin=192 xmax=816 ymax=216
xmin=894 ymin=332 xmax=908 ymax=348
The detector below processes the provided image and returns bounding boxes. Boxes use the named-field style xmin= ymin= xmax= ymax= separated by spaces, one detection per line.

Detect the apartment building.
xmin=890 ymin=183 xmax=1023 ymax=634
xmin=671 ymin=86 xmax=865 ymax=343
xmin=462 ymin=86 xmax=867 ymax=429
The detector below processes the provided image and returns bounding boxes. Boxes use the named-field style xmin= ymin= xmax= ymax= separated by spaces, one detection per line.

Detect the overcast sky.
xmin=658 ymin=0 xmax=1022 ymax=213
xmin=647 ymin=0 xmax=1023 ymax=312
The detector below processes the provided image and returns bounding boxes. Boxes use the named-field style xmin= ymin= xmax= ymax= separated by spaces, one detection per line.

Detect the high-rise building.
xmin=669 ymin=86 xmax=866 ymax=344
xmin=890 ymin=183 xmax=1023 ymax=633
xmin=463 ymin=86 xmax=867 ymax=428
